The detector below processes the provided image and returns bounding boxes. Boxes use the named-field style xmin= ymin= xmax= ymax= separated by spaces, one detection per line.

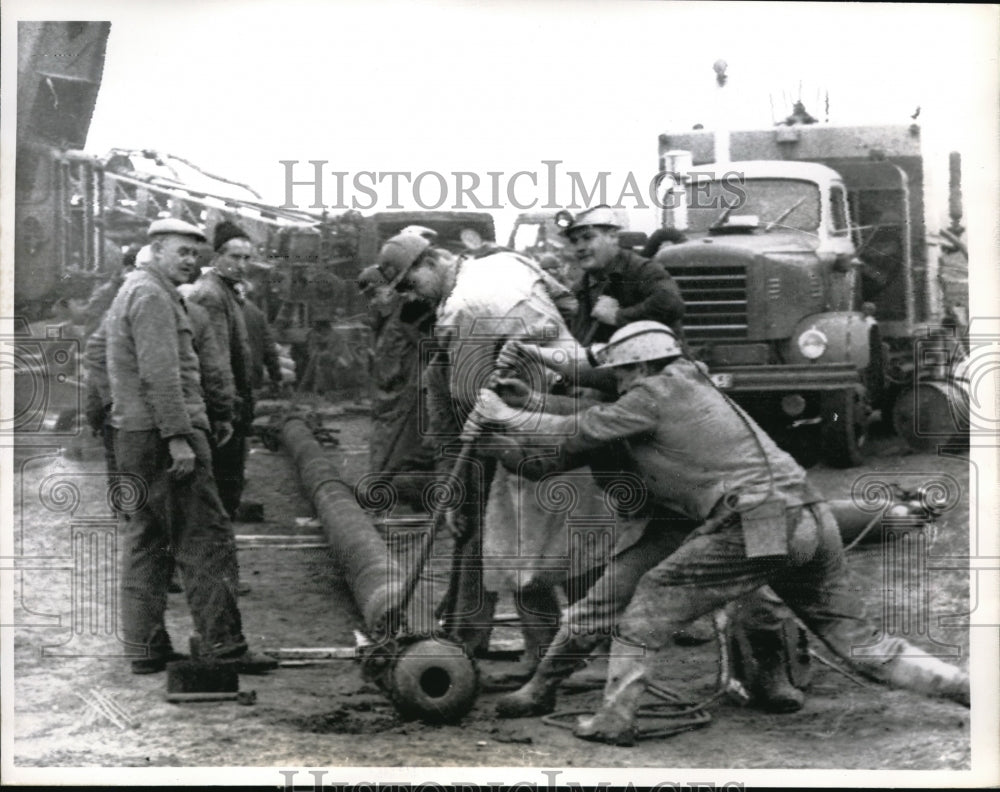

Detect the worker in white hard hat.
xmin=473 ymin=321 xmax=969 ymax=745
xmin=561 ymin=205 xmax=686 ymax=344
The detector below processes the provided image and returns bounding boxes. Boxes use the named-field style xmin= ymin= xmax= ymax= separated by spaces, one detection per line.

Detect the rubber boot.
xmin=880 ymin=647 xmax=969 ymax=707
xmin=747 ymin=629 xmax=805 ymax=713
xmin=495 ymin=627 xmax=592 ymax=718
xmin=573 ymin=650 xmax=651 ymax=746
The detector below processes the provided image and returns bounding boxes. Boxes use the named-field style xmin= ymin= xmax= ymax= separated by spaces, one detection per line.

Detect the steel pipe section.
xmin=280 ymin=416 xmax=403 ymax=636
xmin=280 ymin=416 xmax=479 ymax=723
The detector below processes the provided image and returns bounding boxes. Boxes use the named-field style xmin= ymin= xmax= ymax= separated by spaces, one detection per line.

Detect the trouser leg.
xmin=728 ymin=586 xmax=806 ymax=712
xmin=514 ymin=578 xmax=562 ymax=676
xmin=115 ymin=429 xmax=175 ymax=655
xmin=496 ymin=525 xmax=683 ymax=718
xmin=771 ymin=504 xmax=969 ymax=705
xmin=578 ymin=516 xmax=782 ymax=739
xmin=173 ymin=430 xmax=246 ymax=655
xmin=212 ymin=422 xmax=248 ymax=520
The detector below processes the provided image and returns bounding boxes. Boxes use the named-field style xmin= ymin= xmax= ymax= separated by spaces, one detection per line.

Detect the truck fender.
xmin=784 ymin=311 xmax=875 ymax=370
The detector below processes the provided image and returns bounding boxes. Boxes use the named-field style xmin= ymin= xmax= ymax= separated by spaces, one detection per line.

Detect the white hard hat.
xmin=561 ymin=204 xmax=622 ymax=237
xmin=591 ymin=321 xmax=682 ymax=368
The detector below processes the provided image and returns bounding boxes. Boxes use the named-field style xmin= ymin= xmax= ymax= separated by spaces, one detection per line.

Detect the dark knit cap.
xmin=213 ymin=220 xmax=250 ymax=252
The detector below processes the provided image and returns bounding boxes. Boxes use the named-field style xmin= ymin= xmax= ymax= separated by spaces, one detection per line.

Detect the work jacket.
xmin=89 ymin=296 xmax=235 ymax=424
xmin=519 ymin=358 xmax=822 ymax=523
xmin=571 ymin=249 xmax=686 ymax=343
xmin=242 ymin=298 xmax=282 ymax=389
xmin=106 ymin=268 xmax=209 ymax=438
xmin=185 ymin=270 xmax=253 ymax=424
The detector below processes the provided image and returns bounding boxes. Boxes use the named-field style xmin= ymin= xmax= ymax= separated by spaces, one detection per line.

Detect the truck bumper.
xmin=709 ymin=363 xmax=862 ymax=393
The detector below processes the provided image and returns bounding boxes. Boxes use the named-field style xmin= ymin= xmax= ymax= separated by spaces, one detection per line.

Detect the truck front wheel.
xmin=820 ymin=388 xmax=870 ymax=468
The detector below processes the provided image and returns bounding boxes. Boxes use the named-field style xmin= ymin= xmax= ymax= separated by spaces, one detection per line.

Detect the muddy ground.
xmin=10 ymin=405 xmax=972 ymax=773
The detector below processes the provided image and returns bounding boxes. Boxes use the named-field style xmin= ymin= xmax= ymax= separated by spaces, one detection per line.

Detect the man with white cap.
xmin=105 ymin=217 xmax=275 ymax=675
xmin=562 ymin=205 xmax=686 ymax=343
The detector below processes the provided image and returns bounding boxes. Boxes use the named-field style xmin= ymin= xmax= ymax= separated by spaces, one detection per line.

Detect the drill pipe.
xmin=281 ymin=416 xmax=408 ymax=637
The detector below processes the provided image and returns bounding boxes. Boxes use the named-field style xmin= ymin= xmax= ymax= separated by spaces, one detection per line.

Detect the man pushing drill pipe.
xmin=376 ymin=232 xmax=823 ymax=713
xmin=469 ymin=321 xmax=968 ymax=746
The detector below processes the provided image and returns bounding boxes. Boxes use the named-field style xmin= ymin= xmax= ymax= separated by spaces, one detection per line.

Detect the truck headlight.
xmin=797 ymin=327 xmax=828 ymax=360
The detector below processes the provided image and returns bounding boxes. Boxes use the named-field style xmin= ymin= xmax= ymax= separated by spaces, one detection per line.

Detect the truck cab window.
xmin=686 ymin=178 xmax=821 ymax=234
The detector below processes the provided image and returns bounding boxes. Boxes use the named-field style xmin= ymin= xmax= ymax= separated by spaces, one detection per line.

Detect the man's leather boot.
xmin=573 ymin=650 xmax=650 ymax=746
xmin=747 ymin=629 xmax=805 ymax=713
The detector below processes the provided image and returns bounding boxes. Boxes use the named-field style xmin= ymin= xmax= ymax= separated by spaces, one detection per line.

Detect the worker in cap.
xmin=383 ymin=228 xmax=612 ymax=683
xmin=358 ymin=247 xmax=438 ymax=511
xmin=476 ymin=320 xmax=969 ymax=743
xmin=560 ymin=204 xmax=622 ymax=237
xmin=105 ymin=212 xmax=275 ymax=675
xmin=375 ymin=232 xmax=432 ymax=291
xmin=147 ymin=217 xmax=207 ymax=242
xmin=559 ymin=204 xmax=685 ymax=345
xmin=184 ymin=219 xmax=255 ymax=521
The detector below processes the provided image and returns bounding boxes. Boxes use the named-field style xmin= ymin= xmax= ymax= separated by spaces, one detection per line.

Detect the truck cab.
xmin=657 ymin=158 xmax=878 ymax=466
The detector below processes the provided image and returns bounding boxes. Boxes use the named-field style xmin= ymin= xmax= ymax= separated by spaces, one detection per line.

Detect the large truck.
xmin=656 ymin=118 xmax=968 ymax=466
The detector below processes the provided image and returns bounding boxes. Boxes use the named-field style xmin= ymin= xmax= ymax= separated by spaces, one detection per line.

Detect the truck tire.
xmin=820 ymin=388 xmax=869 ymax=468
xmin=891 ymin=381 xmax=969 ymax=452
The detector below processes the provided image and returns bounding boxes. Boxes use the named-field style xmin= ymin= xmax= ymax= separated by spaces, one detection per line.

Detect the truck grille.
xmin=672 ymin=265 xmax=749 ymax=341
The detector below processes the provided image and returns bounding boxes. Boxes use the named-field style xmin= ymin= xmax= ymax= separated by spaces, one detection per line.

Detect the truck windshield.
xmin=686 ymin=178 xmax=821 ymax=234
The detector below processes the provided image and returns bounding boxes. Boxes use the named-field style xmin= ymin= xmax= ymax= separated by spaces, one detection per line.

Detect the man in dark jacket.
xmin=240 ymin=289 xmax=283 ymax=390
xmin=564 ymin=205 xmax=686 ymax=343
xmin=185 ymin=220 xmax=255 ymax=519
xmin=357 ymin=262 xmax=436 ymax=509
